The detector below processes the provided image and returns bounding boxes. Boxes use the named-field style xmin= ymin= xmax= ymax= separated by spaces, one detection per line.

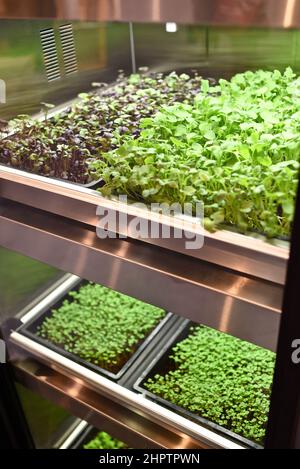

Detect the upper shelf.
xmin=0 ymin=0 xmax=300 ymax=29
xmin=0 ymin=165 xmax=289 ymax=285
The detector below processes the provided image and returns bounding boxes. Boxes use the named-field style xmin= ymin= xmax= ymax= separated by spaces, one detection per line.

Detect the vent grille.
xmin=59 ymin=24 xmax=78 ymax=76
xmin=40 ymin=28 xmax=61 ymax=82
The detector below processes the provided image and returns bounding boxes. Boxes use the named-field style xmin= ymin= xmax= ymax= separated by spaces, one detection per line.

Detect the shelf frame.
xmin=10 ymin=348 xmax=244 ymax=450
xmin=0 ymin=199 xmax=282 ymax=351
xmin=0 ymin=165 xmax=288 ymax=285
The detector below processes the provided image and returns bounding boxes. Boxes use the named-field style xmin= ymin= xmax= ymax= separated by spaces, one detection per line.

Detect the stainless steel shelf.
xmin=0 ymin=0 xmax=299 ymax=29
xmin=0 ymin=166 xmax=288 ymax=285
xmin=13 ymin=358 xmax=236 ymax=449
xmin=9 ymin=336 xmax=244 ymax=450
xmin=0 ymin=199 xmax=282 ymax=350
xmin=3 ymin=270 xmax=268 ymax=449
xmin=9 ymin=279 xmax=231 ymax=449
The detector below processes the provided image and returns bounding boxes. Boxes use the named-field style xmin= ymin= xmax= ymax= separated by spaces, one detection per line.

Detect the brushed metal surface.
xmin=20 ymin=274 xmax=79 ymax=324
xmin=59 ymin=420 xmax=89 ymax=449
xmin=132 ymin=23 xmax=208 ymax=73
xmin=14 ymin=360 xmax=186 ymax=449
xmin=0 ymin=19 xmax=132 ymax=119
xmin=0 ymin=2 xmax=296 ymax=450
xmin=10 ymin=345 xmax=243 ymax=449
xmin=0 ymin=18 xmax=297 ymax=123
xmin=0 ymin=197 xmax=282 ymax=350
xmin=0 ymin=0 xmax=300 ymax=29
xmin=0 ymin=166 xmax=289 ymax=285
xmin=134 ymin=24 xmax=300 ymax=76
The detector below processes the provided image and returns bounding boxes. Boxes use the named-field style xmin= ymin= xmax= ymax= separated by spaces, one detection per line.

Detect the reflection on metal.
xmin=0 ymin=165 xmax=289 ymax=285
xmin=219 ymin=296 xmax=235 ymax=333
xmin=20 ymin=274 xmax=79 ymax=324
xmin=59 ymin=24 xmax=78 ymax=76
xmin=59 ymin=420 xmax=89 ymax=449
xmin=10 ymin=349 xmax=243 ymax=449
xmin=165 ymin=22 xmax=178 ymax=33
xmin=283 ymin=0 xmax=297 ymax=28
xmin=0 ymin=18 xmax=298 ymax=122
xmin=129 ymin=22 xmax=136 ymax=73
xmin=0 ymin=338 xmax=5 ymax=363
xmin=0 ymin=20 xmax=132 ymax=120
xmin=40 ymin=28 xmax=61 ymax=82
xmin=132 ymin=23 xmax=300 ymax=76
xmin=1 ymin=0 xmax=300 ymax=29
xmin=0 ymin=197 xmax=282 ymax=350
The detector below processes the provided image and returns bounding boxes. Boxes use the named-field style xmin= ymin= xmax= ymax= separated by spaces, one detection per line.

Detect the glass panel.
xmin=16 ymin=384 xmax=75 ymax=449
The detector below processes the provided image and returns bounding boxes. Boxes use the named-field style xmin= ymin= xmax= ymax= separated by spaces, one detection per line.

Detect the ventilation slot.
xmin=59 ymin=24 xmax=78 ymax=76
xmin=40 ymin=28 xmax=61 ymax=82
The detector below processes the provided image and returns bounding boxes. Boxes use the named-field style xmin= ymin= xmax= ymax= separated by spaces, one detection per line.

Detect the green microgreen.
xmin=91 ymin=68 xmax=300 ymax=238
xmin=144 ymin=325 xmax=275 ymax=444
xmin=37 ymin=282 xmax=165 ymax=373
xmin=0 ymin=70 xmax=202 ymax=184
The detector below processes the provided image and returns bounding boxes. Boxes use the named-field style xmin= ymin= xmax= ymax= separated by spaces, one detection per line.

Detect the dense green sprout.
xmin=83 ymin=431 xmax=127 ymax=449
xmin=92 ymin=68 xmax=300 ymax=238
xmin=0 ymin=71 xmax=202 ymax=183
xmin=144 ymin=325 xmax=275 ymax=443
xmin=37 ymin=282 xmax=165 ymax=372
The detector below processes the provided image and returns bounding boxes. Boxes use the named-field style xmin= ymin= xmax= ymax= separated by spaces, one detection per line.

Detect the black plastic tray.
xmin=134 ymin=320 xmax=264 ymax=449
xmin=17 ymin=279 xmax=173 ymax=381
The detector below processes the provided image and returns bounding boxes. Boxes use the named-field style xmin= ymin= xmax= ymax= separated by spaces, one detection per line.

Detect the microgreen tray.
xmin=134 ymin=320 xmax=264 ymax=449
xmin=17 ymin=279 xmax=173 ymax=381
xmin=0 ymin=80 xmax=121 ymax=188
xmin=0 ymin=71 xmax=204 ymax=189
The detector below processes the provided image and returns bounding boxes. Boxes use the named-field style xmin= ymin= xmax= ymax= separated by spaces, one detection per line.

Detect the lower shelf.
xmin=12 ymin=357 xmax=219 ymax=449
xmin=8 ymin=330 xmax=246 ymax=449
xmin=6 ymin=274 xmax=255 ymax=450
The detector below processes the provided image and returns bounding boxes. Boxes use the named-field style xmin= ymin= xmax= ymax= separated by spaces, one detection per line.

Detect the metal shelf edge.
xmin=0 ymin=165 xmax=288 ymax=285
xmin=9 ymin=331 xmax=245 ymax=450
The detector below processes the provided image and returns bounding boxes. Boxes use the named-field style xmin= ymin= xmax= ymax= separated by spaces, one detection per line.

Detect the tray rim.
xmin=0 ymin=162 xmax=102 ymax=188
xmin=16 ymin=278 xmax=173 ymax=381
xmin=9 ymin=328 xmax=245 ymax=449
